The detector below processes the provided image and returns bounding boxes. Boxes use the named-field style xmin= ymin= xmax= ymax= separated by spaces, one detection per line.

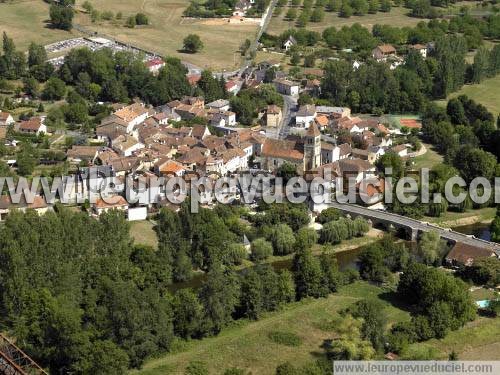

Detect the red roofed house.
xmin=0 ymin=111 xmax=14 ymax=126
xmin=145 ymin=58 xmax=165 ymax=75
xmin=225 ymin=80 xmax=239 ymax=95
xmin=16 ymin=117 xmax=47 ymax=135
xmin=372 ymin=44 xmax=397 ymax=61
xmin=93 ymin=195 xmax=129 ymax=216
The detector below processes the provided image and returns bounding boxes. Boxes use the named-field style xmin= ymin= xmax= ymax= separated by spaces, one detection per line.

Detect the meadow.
xmin=268 ymin=5 xmax=427 ymax=35
xmin=74 ymin=0 xmax=259 ymax=70
xmin=0 ymin=0 xmax=80 ymax=50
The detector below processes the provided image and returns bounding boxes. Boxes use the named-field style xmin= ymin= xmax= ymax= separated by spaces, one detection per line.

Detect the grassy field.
xmin=133 ymin=282 xmax=411 ymax=374
xmin=436 ymin=74 xmax=500 ymax=118
xmin=74 ymin=0 xmax=258 ymax=70
xmin=268 ymin=6 xmax=426 ymax=35
xmin=130 ymin=220 xmax=158 ymax=249
xmin=0 ymin=0 xmax=81 ymax=51
xmin=412 ymin=143 xmax=444 ymax=170
xmin=406 ymin=317 xmax=500 ymax=360
xmin=425 ymin=207 xmax=496 ymax=227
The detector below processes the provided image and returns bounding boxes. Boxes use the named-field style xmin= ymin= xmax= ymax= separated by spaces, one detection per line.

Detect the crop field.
xmin=74 ymin=0 xmax=259 ymax=70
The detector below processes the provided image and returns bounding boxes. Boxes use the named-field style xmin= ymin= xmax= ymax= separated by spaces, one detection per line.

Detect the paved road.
xmin=321 ymin=202 xmax=500 ymax=255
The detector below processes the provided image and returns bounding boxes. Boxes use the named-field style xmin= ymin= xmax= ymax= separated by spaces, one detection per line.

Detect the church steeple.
xmin=304 ymin=122 xmax=321 ymax=170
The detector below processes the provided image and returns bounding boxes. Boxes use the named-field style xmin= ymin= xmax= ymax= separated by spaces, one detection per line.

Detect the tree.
xmin=135 ymin=13 xmax=149 ymax=25
xmin=471 ymin=46 xmax=490 ymax=84
xmin=23 ymin=76 xmax=39 ymax=98
xmin=183 ymin=34 xmax=204 ymax=53
xmin=17 ymin=143 xmax=38 ymax=176
xmin=198 ymin=266 xmax=239 ymax=335
xmin=269 ymin=224 xmax=296 ymax=255
xmin=286 ymin=8 xmax=297 ymax=20
xmin=453 ymin=145 xmax=497 ymax=183
xmin=310 ymin=8 xmax=325 ymax=22
xmin=28 ymin=43 xmax=47 ymax=67
xmin=340 ymin=1 xmax=353 ymax=17
xmin=49 ymin=5 xmax=74 ymax=30
xmin=251 ymin=238 xmax=273 ymax=261
xmin=42 ymin=77 xmax=67 ymax=100
xmin=239 ymin=268 xmax=264 ymax=319
xmin=277 ymin=161 xmax=298 ymax=183
xmin=358 ymin=243 xmax=391 ymax=283
xmin=172 ymin=289 xmax=203 ymax=339
xmin=316 ymin=208 xmax=341 ymax=224
xmin=126 ymin=16 xmax=136 ymax=28
xmin=292 ymin=248 xmax=327 ymax=299
xmin=376 ymin=151 xmax=404 ymax=179
xmin=294 ymin=227 xmax=318 ymax=251
xmin=350 ymin=299 xmax=386 ymax=352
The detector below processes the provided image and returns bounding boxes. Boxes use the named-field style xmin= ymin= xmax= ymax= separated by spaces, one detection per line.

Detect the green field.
xmin=436 ymin=74 xmax=500 ymax=118
xmin=130 ymin=220 xmax=158 ymax=249
xmin=133 ymin=282 xmax=409 ymax=374
xmin=268 ymin=6 xmax=426 ymax=35
xmin=74 ymin=0 xmax=259 ymax=70
xmin=406 ymin=317 xmax=500 ymax=360
xmin=412 ymin=143 xmax=444 ymax=170
xmin=0 ymin=0 xmax=81 ymax=51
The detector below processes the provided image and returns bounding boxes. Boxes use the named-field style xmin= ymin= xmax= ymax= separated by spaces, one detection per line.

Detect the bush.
xmin=186 ymin=360 xmax=208 ymax=375
xmin=250 ymin=238 xmax=273 ymax=261
xmin=268 ymin=331 xmax=302 ymax=347
xmin=135 ymin=13 xmax=149 ymax=25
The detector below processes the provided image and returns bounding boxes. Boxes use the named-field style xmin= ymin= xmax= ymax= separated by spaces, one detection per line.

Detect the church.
xmin=261 ymin=122 xmax=322 ymax=172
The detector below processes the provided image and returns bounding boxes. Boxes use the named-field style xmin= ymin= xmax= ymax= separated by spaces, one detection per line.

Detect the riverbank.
xmin=426 ymin=207 xmax=496 ymax=228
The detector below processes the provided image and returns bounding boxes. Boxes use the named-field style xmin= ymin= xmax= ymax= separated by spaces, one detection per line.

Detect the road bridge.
xmin=314 ymin=202 xmax=500 ymax=256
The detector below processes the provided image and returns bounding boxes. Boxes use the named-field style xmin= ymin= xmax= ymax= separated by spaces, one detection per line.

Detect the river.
xmin=168 ymin=246 xmax=363 ymax=293
xmin=453 ymin=222 xmax=492 ymax=241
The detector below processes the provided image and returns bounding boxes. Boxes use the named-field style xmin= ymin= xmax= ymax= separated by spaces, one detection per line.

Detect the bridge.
xmin=313 ymin=202 xmax=500 ymax=256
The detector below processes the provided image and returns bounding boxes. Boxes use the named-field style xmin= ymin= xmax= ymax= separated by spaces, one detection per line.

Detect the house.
xmin=96 ymin=121 xmax=128 ymax=144
xmin=211 ymin=111 xmax=236 ymax=127
xmin=145 ymin=58 xmax=165 ymax=74
xmin=351 ymin=148 xmax=377 ymax=164
xmin=225 ymin=80 xmax=240 ymax=95
xmin=113 ymin=103 xmax=149 ymax=133
xmin=0 ymin=111 xmax=14 ymax=126
xmin=315 ymin=115 xmax=329 ymax=131
xmin=445 ymin=242 xmax=497 ymax=267
xmin=273 ymin=78 xmax=300 ymax=96
xmin=192 ymin=124 xmax=211 ymax=140
xmin=331 ymin=158 xmax=376 ymax=184
xmin=409 ymin=44 xmax=427 ymax=58
xmin=93 ymin=195 xmax=129 ymax=216
xmin=16 ymin=117 xmax=47 ymax=135
xmin=112 ymin=135 xmax=145 ymax=157
xmin=207 ymin=99 xmax=230 ymax=112
xmin=391 ymin=144 xmax=408 ymax=157
xmin=152 ymin=112 xmax=170 ymax=125
xmin=316 ymin=106 xmax=351 ymax=118
xmin=296 ymin=105 xmax=317 ymax=128
xmin=66 ymin=145 xmax=101 ymax=164
xmin=154 ymin=159 xmax=186 ymax=176
xmin=0 ymin=127 xmax=6 ymax=141
xmin=283 ymin=35 xmax=297 ymax=51
xmin=0 ymin=195 xmax=50 ymax=221
xmin=372 ymin=44 xmax=397 ymax=61
xmin=186 ymin=73 xmax=201 ymax=86
xmin=266 ymin=105 xmax=282 ymax=127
